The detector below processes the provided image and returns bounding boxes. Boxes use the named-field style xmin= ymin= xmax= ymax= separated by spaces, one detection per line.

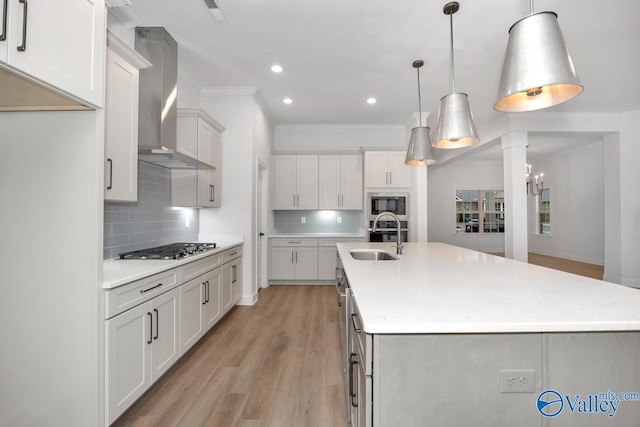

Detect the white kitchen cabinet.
xmin=104 ymin=32 xmax=151 ymax=202
xmin=105 ymin=286 xmax=180 ymax=425
xmin=317 ymin=238 xmax=365 ymax=280
xmin=222 ymin=247 xmax=243 ymax=313
xmin=0 ymin=0 xmax=105 ymax=108
xmin=172 ymin=109 xmax=224 ymax=208
xmin=269 ymin=238 xmax=319 ymax=281
xmin=273 ymin=155 xmax=319 ymax=210
xmin=364 ymin=151 xmax=412 ymax=188
xmin=180 ymin=266 xmax=222 ymax=355
xmin=319 ymin=155 xmax=363 ymax=210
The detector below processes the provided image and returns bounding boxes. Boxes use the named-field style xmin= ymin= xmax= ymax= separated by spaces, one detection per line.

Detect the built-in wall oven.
xmin=367 ymin=192 xmax=409 ymax=243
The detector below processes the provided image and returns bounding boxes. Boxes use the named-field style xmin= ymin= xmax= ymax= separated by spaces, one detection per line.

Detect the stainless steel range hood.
xmin=135 ymin=27 xmax=208 ymax=169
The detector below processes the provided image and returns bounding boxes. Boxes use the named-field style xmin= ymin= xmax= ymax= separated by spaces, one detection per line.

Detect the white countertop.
xmin=103 ymin=239 xmax=243 ymax=289
xmin=338 ymin=242 xmax=640 ymax=334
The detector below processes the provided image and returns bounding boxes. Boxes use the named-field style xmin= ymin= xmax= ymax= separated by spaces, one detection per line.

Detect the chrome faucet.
xmin=372 ymin=211 xmax=404 ymax=255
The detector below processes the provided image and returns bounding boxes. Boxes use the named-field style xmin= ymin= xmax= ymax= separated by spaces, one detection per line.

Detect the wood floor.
xmin=113 ymin=285 xmax=350 ymax=427
xmin=490 ymin=252 xmax=604 ymax=280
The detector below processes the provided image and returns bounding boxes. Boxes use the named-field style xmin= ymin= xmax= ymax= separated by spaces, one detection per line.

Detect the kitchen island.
xmin=338 ymin=242 xmax=640 ymax=427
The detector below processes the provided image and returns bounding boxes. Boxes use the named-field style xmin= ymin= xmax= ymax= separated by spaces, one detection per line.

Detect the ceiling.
xmin=116 ymin=0 xmax=640 ymax=140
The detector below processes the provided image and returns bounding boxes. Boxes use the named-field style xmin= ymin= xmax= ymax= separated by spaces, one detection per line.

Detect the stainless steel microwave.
xmin=367 ymin=192 xmax=409 ymax=220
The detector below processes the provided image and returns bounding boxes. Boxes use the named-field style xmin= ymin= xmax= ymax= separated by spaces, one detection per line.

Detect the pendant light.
xmin=494 ymin=0 xmax=583 ymax=112
xmin=405 ymin=60 xmax=436 ymax=166
xmin=433 ymin=2 xmax=479 ymax=149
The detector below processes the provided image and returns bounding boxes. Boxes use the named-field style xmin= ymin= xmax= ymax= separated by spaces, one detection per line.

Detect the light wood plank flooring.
xmin=113 ymin=285 xmax=349 ymax=427
xmin=490 ymin=252 xmax=604 ymax=280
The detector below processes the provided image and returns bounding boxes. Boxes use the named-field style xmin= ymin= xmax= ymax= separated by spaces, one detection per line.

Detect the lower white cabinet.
xmin=270 ymin=239 xmax=319 ymax=281
xmin=223 ymin=255 xmax=243 ymax=313
xmin=105 ymin=286 xmax=180 ymax=425
xmin=180 ymin=266 xmax=222 ymax=354
xmin=318 ymin=238 xmax=365 ymax=280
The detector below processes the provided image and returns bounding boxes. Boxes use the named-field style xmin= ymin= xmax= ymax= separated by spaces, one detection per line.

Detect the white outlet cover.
xmin=301 ymin=216 xmax=306 ymax=223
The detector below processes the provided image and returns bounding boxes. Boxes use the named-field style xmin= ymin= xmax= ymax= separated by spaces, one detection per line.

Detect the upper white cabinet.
xmin=171 ymin=109 xmax=224 ymax=208
xmin=273 ymin=155 xmax=318 ymax=210
xmin=319 ymin=154 xmax=363 ymax=210
xmin=364 ymin=151 xmax=412 ymax=188
xmin=104 ymin=32 xmax=151 ymax=202
xmin=0 ymin=0 xmax=106 ymax=108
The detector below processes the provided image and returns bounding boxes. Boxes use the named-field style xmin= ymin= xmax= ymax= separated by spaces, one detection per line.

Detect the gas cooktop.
xmin=118 ymin=242 xmax=217 ymax=260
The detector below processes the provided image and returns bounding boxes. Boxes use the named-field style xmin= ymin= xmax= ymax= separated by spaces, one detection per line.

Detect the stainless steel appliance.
xmin=367 ymin=192 xmax=409 ymax=220
xmin=368 ymin=218 xmax=409 ymax=243
xmin=118 ymin=242 xmax=217 ymax=260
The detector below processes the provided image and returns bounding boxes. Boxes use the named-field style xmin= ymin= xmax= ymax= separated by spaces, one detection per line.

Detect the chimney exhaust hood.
xmin=135 ymin=27 xmax=210 ymax=169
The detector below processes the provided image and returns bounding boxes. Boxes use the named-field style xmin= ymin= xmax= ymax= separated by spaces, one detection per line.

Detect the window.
xmin=456 ymin=190 xmax=505 ymax=233
xmin=538 ymin=188 xmax=551 ymax=235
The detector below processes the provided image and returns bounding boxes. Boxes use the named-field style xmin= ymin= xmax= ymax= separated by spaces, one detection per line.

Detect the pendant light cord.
xmin=449 ymin=12 xmax=456 ymax=94
xmin=417 ymin=66 xmax=423 ymax=127
xmin=529 ymin=0 xmax=534 ymax=14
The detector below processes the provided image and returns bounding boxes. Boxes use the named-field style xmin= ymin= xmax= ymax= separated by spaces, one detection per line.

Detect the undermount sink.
xmin=349 ymin=250 xmax=399 ymax=261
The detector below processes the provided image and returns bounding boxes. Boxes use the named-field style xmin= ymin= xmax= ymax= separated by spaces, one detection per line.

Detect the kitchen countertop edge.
xmin=103 ymin=239 xmax=243 ymax=289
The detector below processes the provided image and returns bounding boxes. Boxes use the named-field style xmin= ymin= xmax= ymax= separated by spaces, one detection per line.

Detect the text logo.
xmin=537 ymin=390 xmax=564 ymax=417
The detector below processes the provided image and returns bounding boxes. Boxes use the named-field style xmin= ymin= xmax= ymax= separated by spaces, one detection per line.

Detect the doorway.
xmin=256 ymin=160 xmax=269 ymax=289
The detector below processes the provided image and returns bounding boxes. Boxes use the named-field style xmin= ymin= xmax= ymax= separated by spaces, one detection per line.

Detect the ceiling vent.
xmin=202 ymin=0 xmax=228 ymax=22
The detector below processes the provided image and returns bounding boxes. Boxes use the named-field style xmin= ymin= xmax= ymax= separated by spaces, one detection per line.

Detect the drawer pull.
xmin=350 ymin=312 xmax=362 ymax=333
xmin=288 ymin=241 xmax=301 ymax=244
xmin=139 ymin=283 xmax=163 ymax=294
xmin=229 ymin=251 xmax=238 ymax=256
xmin=17 ymin=0 xmax=27 ymax=52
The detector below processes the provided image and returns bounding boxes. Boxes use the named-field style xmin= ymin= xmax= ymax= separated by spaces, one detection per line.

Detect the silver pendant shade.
xmin=405 ymin=60 xmax=436 ymax=166
xmin=494 ymin=9 xmax=583 ymax=112
xmin=433 ymin=2 xmax=479 ymax=149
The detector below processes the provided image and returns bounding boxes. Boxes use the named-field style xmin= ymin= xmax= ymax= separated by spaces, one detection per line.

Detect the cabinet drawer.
xmin=223 ymin=246 xmax=243 ymax=264
xmin=105 ymin=269 xmax=180 ymax=319
xmin=270 ymin=238 xmax=318 ymax=247
xmin=181 ymin=253 xmax=223 ymax=282
xmin=318 ymin=237 xmax=365 ymax=247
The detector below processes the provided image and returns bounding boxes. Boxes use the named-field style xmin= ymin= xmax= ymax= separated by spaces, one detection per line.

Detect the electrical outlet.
xmin=301 ymin=216 xmax=306 ymax=224
xmin=500 ymin=369 xmax=535 ymax=393
xmin=337 ymin=216 xmax=342 ymax=224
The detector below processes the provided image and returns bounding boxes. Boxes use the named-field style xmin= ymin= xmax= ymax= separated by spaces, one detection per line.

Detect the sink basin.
xmin=349 ymin=250 xmax=398 ymax=261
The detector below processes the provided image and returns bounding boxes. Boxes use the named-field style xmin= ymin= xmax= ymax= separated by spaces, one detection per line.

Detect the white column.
xmin=501 ymin=132 xmax=528 ymax=262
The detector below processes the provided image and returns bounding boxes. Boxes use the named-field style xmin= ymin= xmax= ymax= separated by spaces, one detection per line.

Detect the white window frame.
xmin=456 ymin=190 xmax=505 ymax=234
xmin=537 ymin=188 xmax=551 ymax=236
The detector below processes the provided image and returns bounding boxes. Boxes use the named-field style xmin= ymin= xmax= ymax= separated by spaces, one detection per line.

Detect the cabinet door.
xmin=364 ymin=152 xmax=389 ymax=188
xmin=179 ymin=276 xmax=205 ymax=354
xmin=319 ymin=155 xmax=341 ymax=210
xmin=341 ymin=155 xmax=363 ymax=209
xmin=296 ymin=155 xmax=319 ymax=209
xmin=203 ymin=267 xmax=222 ymax=331
xmin=294 ymin=247 xmax=318 ymax=280
xmin=106 ymin=302 xmax=152 ymax=425
xmin=210 ymin=128 xmax=222 ymax=207
xmin=318 ymin=247 xmax=338 ymax=280
xmin=197 ymin=118 xmax=213 ymax=166
xmin=270 ymin=247 xmax=295 ymax=280
xmin=273 ymin=155 xmax=297 ymax=209
xmin=197 ymin=169 xmax=216 ymax=208
xmin=104 ymin=47 xmax=138 ymax=202
xmin=7 ymin=0 xmax=105 ymax=107
xmin=231 ymin=258 xmax=242 ymax=304
xmin=388 ymin=152 xmax=412 ymax=188
xmin=0 ymin=1 xmax=8 ymax=63
xmin=150 ymin=288 xmax=180 ymax=382
xmin=222 ymin=262 xmax=233 ymax=313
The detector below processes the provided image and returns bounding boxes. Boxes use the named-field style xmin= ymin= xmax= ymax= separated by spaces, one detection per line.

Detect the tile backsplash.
xmin=273 ymin=210 xmax=363 ymax=234
xmin=104 ymin=162 xmax=199 ymax=259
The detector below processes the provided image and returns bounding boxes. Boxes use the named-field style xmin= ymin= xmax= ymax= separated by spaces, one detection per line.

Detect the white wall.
xmin=427 ymin=160 xmax=505 ymax=253
xmin=528 ymin=141 xmax=605 ymax=265
xmin=199 ymin=90 xmax=273 ymax=303
xmin=619 ymin=111 xmax=640 ymax=287
xmin=274 ymin=124 xmax=406 ymax=152
xmin=0 ymin=112 xmax=103 ymax=426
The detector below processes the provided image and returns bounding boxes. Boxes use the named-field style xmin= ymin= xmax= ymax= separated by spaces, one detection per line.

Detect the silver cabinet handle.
xmin=153 ymin=308 xmax=159 ymax=340
xmin=350 ymin=312 xmax=362 ymax=333
xmin=349 ymin=353 xmax=358 ymax=407
xmin=291 ymin=251 xmax=294 ymax=264
xmin=106 ymin=158 xmax=113 ymax=190
xmin=139 ymin=283 xmax=163 ymax=294
xmin=202 ymin=282 xmax=207 ymax=305
xmin=288 ymin=241 xmax=301 ymax=244
xmin=293 ymin=194 xmax=296 ymax=207
xmin=147 ymin=312 xmax=153 ymax=344
xmin=17 ymin=0 xmax=27 ymax=52
xmin=209 ymin=184 xmax=215 ymax=202
xmin=295 ymin=250 xmax=298 ymax=264
xmin=389 ymin=171 xmax=392 ymax=185
xmin=0 ymin=0 xmax=8 ymax=41
xmin=229 ymin=251 xmax=238 ymax=256
xmin=232 ymin=265 xmax=237 ymax=283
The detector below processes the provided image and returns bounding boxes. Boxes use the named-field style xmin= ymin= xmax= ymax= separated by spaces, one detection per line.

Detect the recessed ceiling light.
xmin=271 ymin=65 xmax=284 ymax=73
xmin=367 ymin=97 xmax=377 ymax=104
xmin=283 ymin=98 xmax=293 ymax=104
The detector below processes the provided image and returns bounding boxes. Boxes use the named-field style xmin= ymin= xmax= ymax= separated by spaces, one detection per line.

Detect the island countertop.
xmin=337 ymin=242 xmax=640 ymax=334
